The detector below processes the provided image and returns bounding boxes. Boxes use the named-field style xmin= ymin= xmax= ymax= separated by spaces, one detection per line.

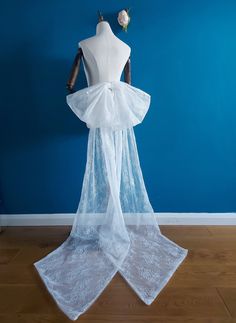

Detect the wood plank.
xmin=184 ymin=248 xmax=236 ymax=265
xmin=0 ymin=227 xmax=70 ymax=249
xmin=172 ymin=237 xmax=236 ymax=249
xmin=0 ymin=285 xmax=58 ymax=314
xmin=160 ymin=225 xmax=211 ymax=238
xmin=9 ymin=247 xmax=55 ymax=265
xmin=217 ymin=288 xmax=236 ymax=318
xmin=0 ymin=264 xmax=35 ymax=284
xmin=0 ymin=249 xmax=20 ymax=264
xmin=169 ymin=264 xmax=236 ymax=288
xmin=207 ymin=226 xmax=236 ymax=236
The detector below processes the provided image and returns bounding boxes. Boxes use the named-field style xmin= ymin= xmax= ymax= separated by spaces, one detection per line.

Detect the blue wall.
xmin=1 ymin=0 xmax=236 ymax=213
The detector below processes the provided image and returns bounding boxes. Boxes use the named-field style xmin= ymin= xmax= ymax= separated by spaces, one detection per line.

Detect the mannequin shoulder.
xmin=78 ymin=36 xmax=99 ymax=49
xmin=116 ymin=38 xmax=131 ymax=57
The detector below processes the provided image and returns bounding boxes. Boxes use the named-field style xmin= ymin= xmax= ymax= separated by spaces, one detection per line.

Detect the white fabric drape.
xmin=34 ymin=81 xmax=188 ymax=320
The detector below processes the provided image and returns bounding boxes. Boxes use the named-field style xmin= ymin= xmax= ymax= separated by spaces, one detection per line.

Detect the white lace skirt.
xmin=34 ymin=82 xmax=188 ymax=320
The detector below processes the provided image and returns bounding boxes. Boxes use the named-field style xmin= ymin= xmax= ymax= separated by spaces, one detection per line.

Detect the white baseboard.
xmin=1 ymin=212 xmax=236 ymax=226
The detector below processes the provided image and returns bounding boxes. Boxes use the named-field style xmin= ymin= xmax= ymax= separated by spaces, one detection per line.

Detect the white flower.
xmin=118 ymin=9 xmax=130 ymax=31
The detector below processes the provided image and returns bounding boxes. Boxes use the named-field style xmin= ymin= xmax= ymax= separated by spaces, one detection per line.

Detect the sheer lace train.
xmin=34 ymin=82 xmax=188 ymax=320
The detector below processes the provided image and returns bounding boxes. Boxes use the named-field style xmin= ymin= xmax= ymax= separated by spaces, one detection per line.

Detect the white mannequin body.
xmin=79 ymin=21 xmax=131 ymax=86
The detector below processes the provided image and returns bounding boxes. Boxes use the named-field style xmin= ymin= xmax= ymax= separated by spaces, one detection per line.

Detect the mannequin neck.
xmin=96 ymin=21 xmax=114 ymax=36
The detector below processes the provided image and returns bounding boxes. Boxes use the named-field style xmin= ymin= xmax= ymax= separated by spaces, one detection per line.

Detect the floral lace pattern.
xmin=34 ymin=83 xmax=188 ymax=321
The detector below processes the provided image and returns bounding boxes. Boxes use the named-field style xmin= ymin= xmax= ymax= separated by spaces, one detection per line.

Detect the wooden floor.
xmin=0 ymin=225 xmax=236 ymax=322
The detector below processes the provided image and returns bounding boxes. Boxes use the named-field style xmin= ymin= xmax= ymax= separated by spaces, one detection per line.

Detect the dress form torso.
xmin=79 ymin=21 xmax=131 ymax=86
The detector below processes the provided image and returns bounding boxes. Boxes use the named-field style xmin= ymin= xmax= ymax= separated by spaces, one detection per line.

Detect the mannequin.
xmin=34 ymin=15 xmax=188 ymax=321
xmin=67 ymin=19 xmax=131 ymax=92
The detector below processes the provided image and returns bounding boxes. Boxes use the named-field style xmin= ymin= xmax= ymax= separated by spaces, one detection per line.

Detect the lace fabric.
xmin=34 ymin=81 xmax=188 ymax=320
